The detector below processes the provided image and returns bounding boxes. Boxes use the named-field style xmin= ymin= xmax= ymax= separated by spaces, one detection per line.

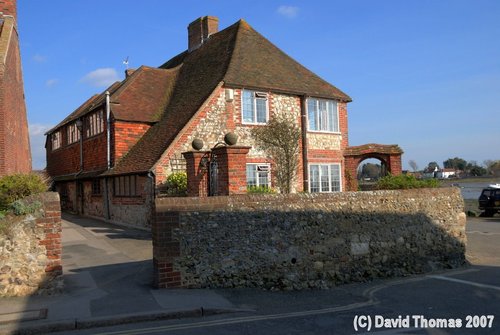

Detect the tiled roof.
xmin=47 ymin=66 xmax=177 ymax=134
xmin=223 ymin=20 xmax=351 ymax=101
xmin=105 ymin=19 xmax=351 ymax=175
xmin=110 ymin=66 xmax=179 ymax=122
xmin=344 ymin=144 xmax=404 ymax=156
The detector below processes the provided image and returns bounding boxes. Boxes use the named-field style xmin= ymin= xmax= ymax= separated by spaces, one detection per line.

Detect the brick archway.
xmin=344 ymin=144 xmax=403 ymax=191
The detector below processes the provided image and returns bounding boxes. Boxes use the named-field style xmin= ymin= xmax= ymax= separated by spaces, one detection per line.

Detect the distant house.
xmin=46 ymin=16 xmax=395 ymax=228
xmin=436 ymin=168 xmax=457 ymax=179
xmin=0 ymin=0 xmax=31 ymax=176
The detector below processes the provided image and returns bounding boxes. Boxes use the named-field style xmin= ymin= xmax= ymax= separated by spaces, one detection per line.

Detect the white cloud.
xmin=277 ymin=5 xmax=299 ymax=19
xmin=29 ymin=124 xmax=53 ymax=170
xmin=33 ymin=54 xmax=47 ymax=63
xmin=80 ymin=68 xmax=120 ymax=88
xmin=45 ymin=79 xmax=58 ymax=87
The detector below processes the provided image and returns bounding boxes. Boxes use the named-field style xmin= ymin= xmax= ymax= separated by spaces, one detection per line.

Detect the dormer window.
xmin=67 ymin=122 xmax=81 ymax=144
xmin=242 ymin=89 xmax=269 ymax=124
xmin=51 ymin=131 xmax=61 ymax=151
xmin=86 ymin=111 xmax=104 ymax=137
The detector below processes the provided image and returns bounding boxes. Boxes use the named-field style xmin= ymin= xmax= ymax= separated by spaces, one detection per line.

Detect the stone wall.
xmin=0 ymin=192 xmax=63 ymax=296
xmin=153 ymin=188 xmax=466 ymax=289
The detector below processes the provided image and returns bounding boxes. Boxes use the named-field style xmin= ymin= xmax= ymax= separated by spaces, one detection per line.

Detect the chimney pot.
xmin=188 ymin=16 xmax=219 ymax=52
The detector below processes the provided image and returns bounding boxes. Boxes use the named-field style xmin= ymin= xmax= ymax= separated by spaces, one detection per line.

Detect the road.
xmin=70 ymin=216 xmax=500 ymax=335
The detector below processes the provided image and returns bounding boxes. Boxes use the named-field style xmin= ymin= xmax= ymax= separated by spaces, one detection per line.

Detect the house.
xmin=0 ymin=0 xmax=31 ymax=176
xmin=436 ymin=168 xmax=457 ymax=179
xmin=47 ymin=16 xmax=401 ymax=228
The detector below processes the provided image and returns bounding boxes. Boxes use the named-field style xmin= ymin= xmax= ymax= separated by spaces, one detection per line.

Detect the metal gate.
xmin=208 ymin=152 xmax=218 ymax=196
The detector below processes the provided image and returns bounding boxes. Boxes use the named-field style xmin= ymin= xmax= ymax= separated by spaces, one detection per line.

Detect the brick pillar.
xmin=344 ymin=156 xmax=359 ymax=191
xmin=388 ymin=154 xmax=402 ymax=176
xmin=212 ymin=146 xmax=251 ymax=195
xmin=153 ymin=210 xmax=182 ymax=288
xmin=36 ymin=193 xmax=63 ymax=275
xmin=182 ymin=151 xmax=210 ymax=197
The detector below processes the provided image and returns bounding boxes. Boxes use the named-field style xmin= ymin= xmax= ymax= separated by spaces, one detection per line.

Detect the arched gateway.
xmin=344 ymin=144 xmax=403 ymax=191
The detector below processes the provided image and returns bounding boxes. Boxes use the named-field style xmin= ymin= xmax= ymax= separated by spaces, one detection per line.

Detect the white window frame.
xmin=241 ymin=89 xmax=269 ymax=125
xmin=67 ymin=122 xmax=81 ymax=145
xmin=307 ymin=98 xmax=340 ymax=133
xmin=308 ymin=163 xmax=342 ymax=193
xmin=51 ymin=131 xmax=62 ymax=151
xmin=86 ymin=110 xmax=104 ymax=138
xmin=246 ymin=163 xmax=271 ymax=188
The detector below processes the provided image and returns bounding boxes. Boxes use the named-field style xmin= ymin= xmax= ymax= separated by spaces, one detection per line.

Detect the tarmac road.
xmin=68 ymin=216 xmax=500 ymax=335
xmin=1 ymin=215 xmax=499 ymax=335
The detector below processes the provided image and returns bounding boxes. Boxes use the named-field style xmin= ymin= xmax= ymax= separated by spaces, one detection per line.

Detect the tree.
xmin=426 ymin=162 xmax=439 ymax=172
xmin=358 ymin=163 xmax=381 ymax=180
xmin=443 ymin=157 xmax=467 ymax=171
xmin=408 ymin=160 xmax=418 ymax=172
xmin=251 ymin=115 xmax=301 ymax=193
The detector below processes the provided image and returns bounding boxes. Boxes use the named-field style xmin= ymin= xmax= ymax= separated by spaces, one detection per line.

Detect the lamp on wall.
xmin=75 ymin=119 xmax=83 ymax=130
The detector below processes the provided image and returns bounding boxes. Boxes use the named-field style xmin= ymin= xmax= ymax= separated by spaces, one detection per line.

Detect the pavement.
xmin=0 ymin=214 xmax=498 ymax=335
xmin=0 ymin=214 xmax=247 ymax=335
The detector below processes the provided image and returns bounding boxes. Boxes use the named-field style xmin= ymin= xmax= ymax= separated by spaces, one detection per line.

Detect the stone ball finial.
xmin=224 ymin=132 xmax=238 ymax=146
xmin=192 ymin=138 xmax=204 ymax=151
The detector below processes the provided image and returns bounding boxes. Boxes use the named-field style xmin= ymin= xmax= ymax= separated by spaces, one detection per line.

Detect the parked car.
xmin=478 ymin=184 xmax=500 ymax=217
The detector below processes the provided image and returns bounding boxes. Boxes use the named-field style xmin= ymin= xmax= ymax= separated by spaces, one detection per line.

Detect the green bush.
xmin=163 ymin=172 xmax=187 ymax=197
xmin=247 ymin=185 xmax=277 ymax=194
xmin=0 ymin=174 xmax=47 ymax=210
xmin=376 ymin=174 xmax=440 ymax=190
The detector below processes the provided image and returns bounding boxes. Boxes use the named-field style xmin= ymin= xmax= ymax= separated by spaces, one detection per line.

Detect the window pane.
xmin=258 ymin=170 xmax=269 ymax=187
xmin=330 ymin=164 xmax=340 ymax=192
xmin=308 ymin=100 xmax=317 ymax=130
xmin=242 ymin=90 xmax=254 ymax=123
xmin=320 ymin=165 xmax=330 ymax=192
xmin=318 ymin=100 xmax=327 ymax=131
xmin=246 ymin=165 xmax=257 ymax=187
xmin=310 ymin=165 xmax=320 ymax=192
xmin=256 ymin=98 xmax=267 ymax=123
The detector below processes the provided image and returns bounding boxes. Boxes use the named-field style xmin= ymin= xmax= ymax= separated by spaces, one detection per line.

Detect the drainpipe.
xmin=104 ymin=91 xmax=111 ymax=220
xmin=300 ymin=96 xmax=309 ymax=192
xmin=105 ymin=91 xmax=111 ymax=170
xmin=147 ymin=171 xmax=156 ymax=227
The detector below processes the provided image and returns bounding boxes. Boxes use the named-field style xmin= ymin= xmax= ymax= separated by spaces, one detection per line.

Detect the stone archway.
xmin=344 ymin=144 xmax=403 ymax=191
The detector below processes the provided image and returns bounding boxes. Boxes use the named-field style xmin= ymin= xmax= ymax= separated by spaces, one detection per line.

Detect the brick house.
xmin=46 ymin=16 xmax=362 ymax=228
xmin=0 ymin=0 xmax=31 ymax=176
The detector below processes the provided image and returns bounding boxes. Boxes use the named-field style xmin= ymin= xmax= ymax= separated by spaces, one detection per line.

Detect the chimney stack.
xmin=0 ymin=0 xmax=16 ymax=20
xmin=188 ymin=16 xmax=219 ymax=52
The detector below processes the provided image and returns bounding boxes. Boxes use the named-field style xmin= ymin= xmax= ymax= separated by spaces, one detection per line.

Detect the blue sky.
xmin=18 ymin=0 xmax=500 ymax=171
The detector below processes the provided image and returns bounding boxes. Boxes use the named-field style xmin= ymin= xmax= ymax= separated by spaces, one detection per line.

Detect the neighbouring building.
xmin=0 ymin=0 xmax=31 ymax=176
xmin=46 ymin=16 xmax=402 ymax=228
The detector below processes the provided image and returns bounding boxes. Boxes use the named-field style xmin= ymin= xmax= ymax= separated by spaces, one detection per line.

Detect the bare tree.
xmin=408 ymin=160 xmax=418 ymax=172
xmin=251 ymin=115 xmax=301 ymax=193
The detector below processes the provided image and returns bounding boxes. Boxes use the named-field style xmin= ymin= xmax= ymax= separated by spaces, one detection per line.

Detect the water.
xmin=449 ymin=181 xmax=500 ymax=199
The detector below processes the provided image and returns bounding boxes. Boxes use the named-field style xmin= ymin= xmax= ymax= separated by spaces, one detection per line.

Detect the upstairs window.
xmin=246 ymin=163 xmax=270 ymax=188
xmin=51 ymin=131 xmax=61 ymax=151
xmin=242 ymin=90 xmax=268 ymax=124
xmin=307 ymin=98 xmax=339 ymax=133
xmin=67 ymin=122 xmax=81 ymax=144
xmin=86 ymin=111 xmax=104 ymax=137
xmin=309 ymin=164 xmax=341 ymax=193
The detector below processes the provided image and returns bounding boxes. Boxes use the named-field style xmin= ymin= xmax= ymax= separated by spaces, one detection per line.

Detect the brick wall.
xmin=0 ymin=15 xmax=31 ymax=176
xmin=155 ymin=86 xmax=348 ymax=193
xmin=153 ymin=188 xmax=466 ymax=289
xmin=113 ymin=121 xmax=151 ymax=163
xmin=47 ymin=130 xmax=107 ymax=176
